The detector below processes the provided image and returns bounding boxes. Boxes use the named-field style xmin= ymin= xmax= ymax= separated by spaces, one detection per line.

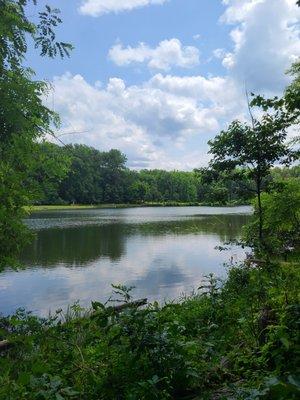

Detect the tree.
xmin=271 ymin=165 xmax=300 ymax=180
xmin=244 ymin=179 xmax=300 ymax=258
xmin=208 ymin=98 xmax=298 ymax=250
xmin=194 ymin=167 xmax=254 ymax=204
xmin=57 ymin=145 xmax=128 ymax=204
xmin=129 ymin=180 xmax=150 ymax=203
xmin=59 ymin=145 xmax=103 ymax=204
xmin=101 ymin=149 xmax=127 ymax=203
xmin=28 ymin=142 xmax=72 ymax=204
xmin=285 ymin=61 xmax=300 ymax=117
xmin=251 ymin=61 xmax=300 ymax=140
xmin=0 ymin=1 xmax=72 ymax=268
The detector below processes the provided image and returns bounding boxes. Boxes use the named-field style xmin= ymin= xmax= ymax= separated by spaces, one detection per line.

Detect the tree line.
xmin=30 ymin=142 xmax=299 ymax=207
xmin=29 ymin=142 xmax=255 ymax=206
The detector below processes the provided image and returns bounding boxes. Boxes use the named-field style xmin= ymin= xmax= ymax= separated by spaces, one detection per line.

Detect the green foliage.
xmin=0 ymin=1 xmax=71 ymax=268
xmin=251 ymin=60 xmax=300 ymax=134
xmin=0 ymin=262 xmax=299 ymax=399
xmin=208 ymin=66 xmax=299 ymax=247
xmin=208 ymin=117 xmax=295 ymax=180
xmin=28 ymin=142 xmax=256 ymax=206
xmin=244 ymin=178 xmax=300 ymax=257
xmin=235 ymin=375 xmax=300 ymax=399
xmin=27 ymin=142 xmax=72 ymax=205
xmin=284 ymin=61 xmax=300 ymax=121
xmin=0 ymin=0 xmax=72 ymax=69
xmin=35 ymin=5 xmax=73 ymax=58
xmin=271 ymin=165 xmax=300 ymax=180
xmin=27 ymin=140 xmax=299 ymax=211
xmin=57 ymin=145 xmax=127 ymax=204
xmin=130 ymin=169 xmax=199 ymax=203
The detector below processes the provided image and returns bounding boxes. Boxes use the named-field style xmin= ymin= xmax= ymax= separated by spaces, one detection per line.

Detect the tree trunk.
xmin=256 ymin=176 xmax=264 ymax=252
xmin=257 ymin=184 xmax=263 ymax=242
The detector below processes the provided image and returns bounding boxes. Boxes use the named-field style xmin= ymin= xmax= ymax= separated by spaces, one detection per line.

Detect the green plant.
xmin=0 ymin=260 xmax=298 ymax=399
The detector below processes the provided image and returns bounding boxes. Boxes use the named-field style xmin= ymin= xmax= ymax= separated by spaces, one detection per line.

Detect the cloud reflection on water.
xmin=0 ymin=207 xmax=251 ymax=316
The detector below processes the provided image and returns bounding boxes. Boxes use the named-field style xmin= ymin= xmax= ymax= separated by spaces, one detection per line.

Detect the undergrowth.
xmin=0 ymin=262 xmax=299 ymax=399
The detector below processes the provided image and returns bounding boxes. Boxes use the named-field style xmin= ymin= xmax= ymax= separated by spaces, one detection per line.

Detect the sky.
xmin=27 ymin=0 xmax=300 ymax=170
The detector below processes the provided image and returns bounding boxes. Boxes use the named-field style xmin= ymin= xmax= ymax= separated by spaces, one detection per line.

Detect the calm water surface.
xmin=0 ymin=206 xmax=252 ymax=316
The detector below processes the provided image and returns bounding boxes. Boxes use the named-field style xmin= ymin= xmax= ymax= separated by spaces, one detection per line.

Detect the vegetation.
xmin=208 ymin=98 xmax=299 ymax=250
xmin=27 ymin=142 xmax=300 ymax=209
xmin=244 ymin=178 xmax=300 ymax=259
xmin=0 ymin=0 xmax=72 ymax=268
xmin=0 ymin=2 xmax=299 ymax=399
xmin=25 ymin=202 xmax=235 ymax=213
xmin=26 ymin=142 xmax=254 ymax=206
xmin=1 ymin=261 xmax=299 ymax=399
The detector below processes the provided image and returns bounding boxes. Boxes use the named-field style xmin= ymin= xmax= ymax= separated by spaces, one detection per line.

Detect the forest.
xmin=29 ymin=142 xmax=299 ymax=206
xmin=0 ymin=1 xmax=299 ymax=400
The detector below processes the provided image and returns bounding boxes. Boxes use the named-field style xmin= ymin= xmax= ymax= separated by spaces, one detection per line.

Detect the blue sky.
xmin=27 ymin=0 xmax=300 ymax=169
xmin=29 ymin=1 xmax=229 ymax=84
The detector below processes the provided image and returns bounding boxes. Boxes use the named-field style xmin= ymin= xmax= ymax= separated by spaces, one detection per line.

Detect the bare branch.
xmin=245 ymin=84 xmax=256 ymax=130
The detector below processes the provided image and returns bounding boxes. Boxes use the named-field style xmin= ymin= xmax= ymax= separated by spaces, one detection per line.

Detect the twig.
xmin=107 ymin=298 xmax=148 ymax=313
xmin=245 ymin=85 xmax=256 ymax=130
xmin=0 ymin=340 xmax=12 ymax=351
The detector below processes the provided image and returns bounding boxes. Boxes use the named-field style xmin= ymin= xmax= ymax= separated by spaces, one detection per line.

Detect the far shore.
xmin=25 ymin=202 xmax=251 ymax=212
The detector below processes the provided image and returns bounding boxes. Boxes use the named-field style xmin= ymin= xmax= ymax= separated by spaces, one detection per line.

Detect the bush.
xmin=243 ymin=178 xmax=300 ymax=257
xmin=0 ymin=262 xmax=299 ymax=399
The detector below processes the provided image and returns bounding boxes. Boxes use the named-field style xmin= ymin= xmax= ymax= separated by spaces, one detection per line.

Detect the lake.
xmin=0 ymin=206 xmax=252 ymax=316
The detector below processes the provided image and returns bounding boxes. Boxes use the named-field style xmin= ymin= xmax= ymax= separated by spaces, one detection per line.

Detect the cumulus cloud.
xmin=108 ymin=39 xmax=200 ymax=71
xmin=79 ymin=0 xmax=168 ymax=16
xmin=149 ymin=74 xmax=240 ymax=108
xmin=53 ymin=0 xmax=299 ymax=170
xmin=48 ymin=72 xmax=244 ymax=170
xmin=218 ymin=0 xmax=300 ymax=93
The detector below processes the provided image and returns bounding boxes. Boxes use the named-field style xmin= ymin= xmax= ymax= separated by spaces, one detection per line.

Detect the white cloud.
xmin=108 ymin=39 xmax=200 ymax=71
xmin=48 ymin=72 xmax=244 ymax=170
xmin=218 ymin=0 xmax=300 ymax=93
xmin=79 ymin=0 xmax=168 ymax=16
xmin=221 ymin=0 xmax=264 ymax=24
xmin=149 ymin=74 xmax=239 ymax=106
xmin=51 ymin=0 xmax=300 ymax=170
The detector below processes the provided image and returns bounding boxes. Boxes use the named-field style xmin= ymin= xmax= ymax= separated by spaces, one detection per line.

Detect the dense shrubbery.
xmin=1 ymin=261 xmax=299 ymax=399
xmin=244 ymin=178 xmax=300 ymax=258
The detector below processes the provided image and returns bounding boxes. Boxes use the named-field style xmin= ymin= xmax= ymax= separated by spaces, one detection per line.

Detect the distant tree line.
xmin=29 ymin=142 xmax=299 ymax=206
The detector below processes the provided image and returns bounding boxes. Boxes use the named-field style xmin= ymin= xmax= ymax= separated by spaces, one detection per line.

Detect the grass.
xmin=25 ymin=204 xmax=102 ymax=212
xmin=0 ymin=261 xmax=299 ymax=399
xmin=26 ymin=201 xmax=250 ymax=212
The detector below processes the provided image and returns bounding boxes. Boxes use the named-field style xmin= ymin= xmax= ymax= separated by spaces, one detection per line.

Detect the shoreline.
xmin=26 ymin=202 xmax=251 ymax=212
xmin=1 ymin=261 xmax=299 ymax=398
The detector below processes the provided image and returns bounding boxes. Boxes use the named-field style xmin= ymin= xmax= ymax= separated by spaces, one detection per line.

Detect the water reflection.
xmin=21 ymin=214 xmax=250 ymax=267
xmin=0 ymin=207 xmax=252 ymax=316
xmin=21 ymin=224 xmax=127 ymax=265
xmin=130 ymin=262 xmax=188 ymax=295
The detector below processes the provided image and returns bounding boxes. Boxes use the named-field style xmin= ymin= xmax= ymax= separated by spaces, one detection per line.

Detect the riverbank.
xmin=26 ymin=200 xmax=250 ymax=212
xmin=1 ymin=260 xmax=299 ymax=399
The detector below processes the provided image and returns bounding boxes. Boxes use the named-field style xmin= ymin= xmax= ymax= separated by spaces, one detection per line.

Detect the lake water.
xmin=0 ymin=206 xmax=252 ymax=316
